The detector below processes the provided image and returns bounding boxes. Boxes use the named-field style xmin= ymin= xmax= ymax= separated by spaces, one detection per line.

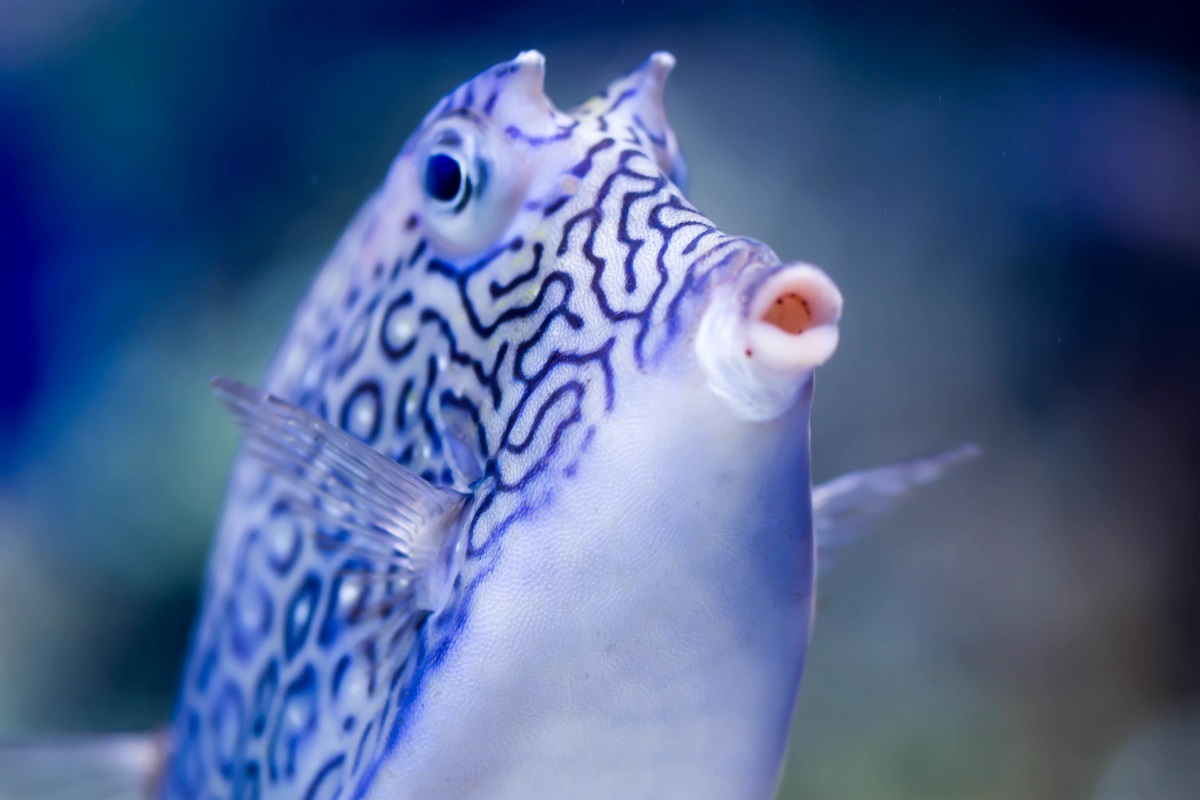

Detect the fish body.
xmin=0 ymin=51 xmax=974 ymax=800
xmin=163 ymin=50 xmax=839 ymax=800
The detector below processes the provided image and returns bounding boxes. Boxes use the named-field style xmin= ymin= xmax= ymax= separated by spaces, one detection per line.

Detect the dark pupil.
xmin=425 ymin=153 xmax=463 ymax=202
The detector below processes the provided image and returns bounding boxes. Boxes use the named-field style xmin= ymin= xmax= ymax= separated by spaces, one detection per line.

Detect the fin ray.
xmin=813 ymin=444 xmax=980 ymax=573
xmin=212 ymin=376 xmax=468 ymax=610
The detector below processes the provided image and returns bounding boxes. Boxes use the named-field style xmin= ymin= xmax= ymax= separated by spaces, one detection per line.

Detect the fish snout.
xmin=697 ymin=261 xmax=843 ymax=421
xmin=745 ymin=264 xmax=842 ymax=373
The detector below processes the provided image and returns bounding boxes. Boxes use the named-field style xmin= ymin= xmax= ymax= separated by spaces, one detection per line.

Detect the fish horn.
xmin=624 ymin=52 xmax=676 ymax=148
xmin=638 ymin=51 xmax=676 ymax=112
xmin=497 ymin=50 xmax=555 ymax=119
xmin=511 ymin=50 xmax=548 ymax=96
xmin=585 ymin=52 xmax=685 ymax=184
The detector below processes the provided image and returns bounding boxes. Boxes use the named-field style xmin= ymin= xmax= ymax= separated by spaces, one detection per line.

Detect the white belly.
xmin=365 ymin=374 xmax=816 ymax=800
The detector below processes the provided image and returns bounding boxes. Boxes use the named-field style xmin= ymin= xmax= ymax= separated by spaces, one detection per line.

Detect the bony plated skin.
xmin=0 ymin=50 xmax=973 ymax=800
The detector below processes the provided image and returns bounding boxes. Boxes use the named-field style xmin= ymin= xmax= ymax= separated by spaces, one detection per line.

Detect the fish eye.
xmin=416 ymin=120 xmax=528 ymax=258
xmin=424 ymin=152 xmax=468 ymax=208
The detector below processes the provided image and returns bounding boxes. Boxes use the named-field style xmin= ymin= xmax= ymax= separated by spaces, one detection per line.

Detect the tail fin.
xmin=0 ymin=732 xmax=164 ymax=800
xmin=813 ymin=443 xmax=980 ymax=573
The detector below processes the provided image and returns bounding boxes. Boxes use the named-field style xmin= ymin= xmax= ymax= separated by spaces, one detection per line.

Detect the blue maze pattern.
xmin=164 ymin=54 xmax=757 ymax=800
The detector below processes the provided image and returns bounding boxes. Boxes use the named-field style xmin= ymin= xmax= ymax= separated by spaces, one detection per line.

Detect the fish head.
xmin=385 ymin=49 xmax=841 ymax=412
xmin=382 ymin=50 xmax=689 ymax=261
xmin=348 ymin=49 xmax=845 ymax=518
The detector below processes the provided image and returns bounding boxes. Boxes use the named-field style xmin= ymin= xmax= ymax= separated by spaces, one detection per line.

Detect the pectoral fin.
xmin=813 ymin=444 xmax=980 ymax=573
xmin=212 ymin=376 xmax=468 ymax=611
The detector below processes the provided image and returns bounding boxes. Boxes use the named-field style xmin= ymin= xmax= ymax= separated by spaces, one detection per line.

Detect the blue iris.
xmin=424 ymin=153 xmax=463 ymax=202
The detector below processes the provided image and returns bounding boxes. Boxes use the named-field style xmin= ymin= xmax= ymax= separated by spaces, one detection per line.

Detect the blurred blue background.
xmin=1 ymin=1 xmax=1198 ymax=798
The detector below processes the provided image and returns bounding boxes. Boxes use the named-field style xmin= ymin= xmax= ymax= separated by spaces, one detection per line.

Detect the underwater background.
xmin=1 ymin=1 xmax=1198 ymax=798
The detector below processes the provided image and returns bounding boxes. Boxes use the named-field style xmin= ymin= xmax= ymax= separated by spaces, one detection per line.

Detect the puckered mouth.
xmin=744 ymin=264 xmax=843 ymax=373
xmin=697 ymin=259 xmax=843 ymax=422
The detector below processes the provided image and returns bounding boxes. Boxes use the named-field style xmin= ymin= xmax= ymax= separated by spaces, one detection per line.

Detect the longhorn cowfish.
xmin=0 ymin=51 xmax=975 ymax=800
